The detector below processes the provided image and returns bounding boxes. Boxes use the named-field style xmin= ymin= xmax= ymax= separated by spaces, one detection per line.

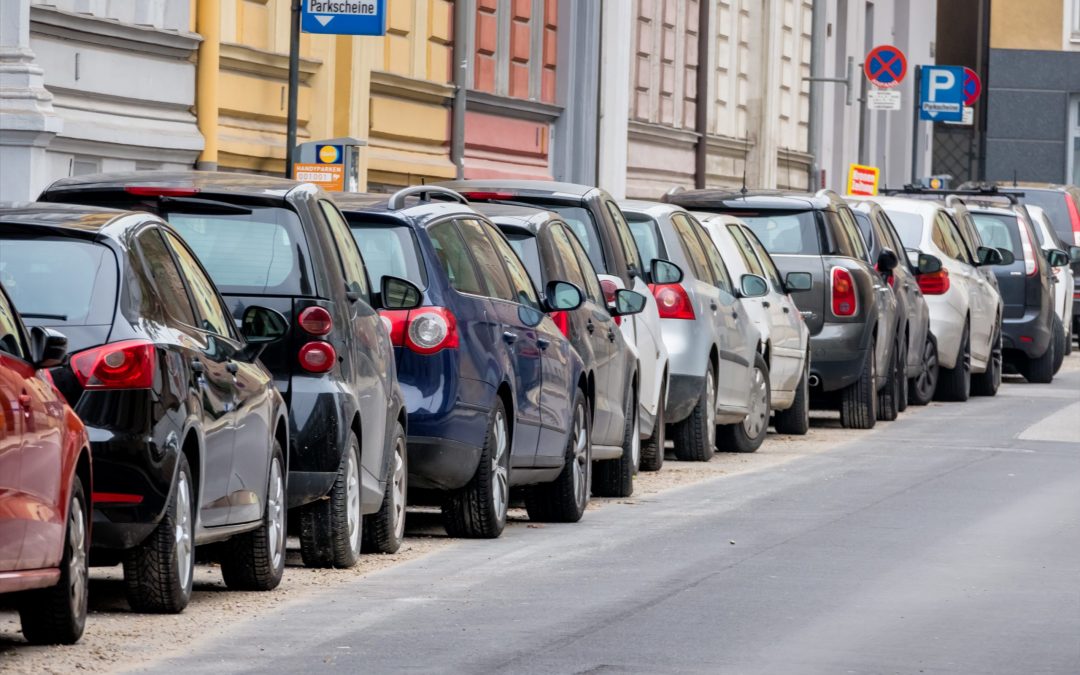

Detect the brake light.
xmin=1066 ymin=194 xmax=1080 ymax=247
xmin=93 ymin=492 xmax=144 ymax=505
xmin=459 ymin=191 xmax=515 ymax=201
xmin=379 ymin=309 xmax=409 ymax=346
xmin=1016 ymin=217 xmax=1037 ymax=276
xmin=71 ymin=340 xmax=156 ymax=390
xmin=549 ymin=310 xmax=571 ymax=337
xmin=379 ymin=307 xmax=459 ymax=354
xmin=918 ymin=268 xmax=951 ymax=295
xmin=124 ymin=186 xmax=199 ymax=197
xmin=830 ymin=267 xmax=858 ymax=317
xmin=652 ymin=284 xmax=695 ymax=320
xmin=298 ymin=342 xmax=336 ymax=373
xmin=599 ymin=278 xmax=622 ymax=325
xmin=298 ymin=306 xmax=333 ymax=336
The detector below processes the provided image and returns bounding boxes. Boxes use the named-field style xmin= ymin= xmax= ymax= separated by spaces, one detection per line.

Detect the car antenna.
xmin=1012 ymin=170 xmax=1017 ymax=187
xmin=740 ymin=136 xmax=750 ymax=198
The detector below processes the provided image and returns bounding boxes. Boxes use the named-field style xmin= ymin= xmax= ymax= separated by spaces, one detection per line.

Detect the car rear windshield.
xmin=1016 ymin=190 xmax=1071 ymax=241
xmin=348 ymin=222 xmax=428 ymax=288
xmin=521 ymin=204 xmax=606 ymax=275
xmin=970 ymin=212 xmax=1022 ymax=257
xmin=736 ymin=211 xmax=820 ymax=255
xmin=503 ymin=231 xmax=543 ymax=285
xmin=624 ymin=213 xmax=667 ymax=264
xmin=883 ymin=210 xmax=925 ymax=248
xmin=0 ymin=235 xmax=118 ymax=329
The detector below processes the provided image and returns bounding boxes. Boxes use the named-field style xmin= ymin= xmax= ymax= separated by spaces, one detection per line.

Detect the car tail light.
xmin=918 ymin=268 xmax=951 ymax=295
xmin=1017 ymin=217 xmax=1037 ymax=276
xmin=93 ymin=492 xmax=144 ymax=505
xmin=549 ymin=310 xmax=571 ymax=337
xmin=830 ymin=267 xmax=858 ymax=317
xmin=298 ymin=341 xmax=336 ymax=373
xmin=1066 ymin=194 xmax=1080 ymax=247
xmin=379 ymin=308 xmax=459 ymax=354
xmin=459 ymin=191 xmax=515 ymax=201
xmin=71 ymin=340 xmax=156 ymax=390
xmin=652 ymin=284 xmax=695 ymax=320
xmin=379 ymin=309 xmax=409 ymax=346
xmin=298 ymin=306 xmax=333 ymax=336
xmin=599 ymin=278 xmax=622 ymax=325
xmin=124 ymin=186 xmax=199 ymax=197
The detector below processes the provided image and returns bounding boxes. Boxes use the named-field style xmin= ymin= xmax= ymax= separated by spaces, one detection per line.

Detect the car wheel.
xmin=935 ymin=322 xmax=971 ymax=402
xmin=299 ymin=433 xmax=361 ymax=568
xmin=672 ymin=368 xmax=716 ymax=462
xmin=896 ymin=335 xmax=910 ymax=413
xmin=123 ymin=455 xmax=194 ymax=613
xmin=19 ymin=476 xmax=89 ymax=644
xmin=877 ymin=336 xmax=903 ymax=422
xmin=1022 ymin=322 xmax=1056 ymax=384
xmin=362 ymin=422 xmax=408 ymax=554
xmin=592 ymin=386 xmax=637 ymax=497
xmin=773 ymin=358 xmax=810 ymax=435
xmin=971 ymin=321 xmax=1003 ymax=397
xmin=1064 ymin=324 xmax=1073 ymax=356
xmin=220 ymin=444 xmax=286 ymax=590
xmin=1051 ymin=315 xmax=1066 ymax=375
xmin=718 ymin=352 xmax=771 ymax=452
xmin=840 ymin=340 xmax=878 ymax=429
xmin=525 ymin=389 xmax=591 ymax=522
xmin=638 ymin=378 xmax=666 ymax=472
xmin=442 ymin=399 xmax=510 ymax=538
xmin=908 ymin=334 xmax=939 ymax=406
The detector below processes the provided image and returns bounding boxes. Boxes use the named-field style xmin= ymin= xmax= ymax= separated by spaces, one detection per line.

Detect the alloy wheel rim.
xmin=918 ymin=339 xmax=937 ymax=397
xmin=268 ymin=459 xmax=285 ymax=571
xmin=68 ymin=498 xmax=87 ymax=614
xmin=991 ymin=328 xmax=1002 ymax=384
xmin=572 ymin=403 xmax=589 ymax=509
xmin=743 ymin=366 xmax=768 ymax=438
xmin=175 ymin=471 xmax=193 ymax=591
xmin=706 ymin=371 xmax=716 ymax=448
xmin=391 ymin=438 xmax=407 ymax=542
xmin=491 ymin=411 xmax=509 ymax=522
xmin=346 ymin=448 xmax=361 ymax=553
xmin=630 ymin=405 xmax=640 ymax=470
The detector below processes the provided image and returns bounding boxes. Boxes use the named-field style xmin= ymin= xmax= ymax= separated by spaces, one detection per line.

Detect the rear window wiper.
xmin=20 ymin=312 xmax=68 ymax=321
xmin=159 ymin=196 xmax=253 ymax=216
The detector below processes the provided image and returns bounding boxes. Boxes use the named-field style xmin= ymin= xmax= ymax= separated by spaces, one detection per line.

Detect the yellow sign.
xmin=317 ymin=145 xmax=340 ymax=164
xmin=847 ymin=164 xmax=880 ymax=197
xmin=294 ymin=163 xmax=344 ymax=192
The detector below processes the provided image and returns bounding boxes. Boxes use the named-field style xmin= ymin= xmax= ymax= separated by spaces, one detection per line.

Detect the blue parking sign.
xmin=301 ymin=0 xmax=387 ymax=36
xmin=918 ymin=66 xmax=965 ymax=122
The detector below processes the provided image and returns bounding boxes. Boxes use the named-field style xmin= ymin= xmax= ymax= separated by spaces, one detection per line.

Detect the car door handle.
xmin=586 ymin=320 xmax=595 ymax=334
xmin=502 ymin=331 xmax=518 ymax=345
xmin=537 ymin=336 xmax=550 ymax=350
xmin=732 ymin=311 xmax=739 ymax=320
xmin=190 ymin=359 xmax=205 ymax=375
xmin=226 ymin=362 xmax=239 ymax=375
xmin=761 ymin=301 xmax=771 ymax=308
xmin=782 ymin=306 xmax=790 ymax=314
xmin=607 ymin=329 xmax=616 ymax=342
xmin=710 ymin=301 xmax=719 ymax=311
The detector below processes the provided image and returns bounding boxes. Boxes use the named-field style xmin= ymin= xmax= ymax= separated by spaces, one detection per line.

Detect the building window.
xmin=70 ymin=157 xmax=100 ymax=176
xmin=1069 ymin=95 xmax=1079 ymax=184
xmin=471 ymin=0 xmax=557 ymax=103
xmin=1072 ymin=0 xmax=1080 ymax=41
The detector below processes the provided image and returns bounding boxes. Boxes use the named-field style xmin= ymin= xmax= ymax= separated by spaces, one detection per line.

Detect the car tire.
xmin=123 ymin=455 xmax=194 ymax=613
xmin=672 ymin=368 xmax=716 ymax=462
xmin=19 ymin=476 xmax=89 ymax=644
xmin=971 ymin=321 xmax=1002 ymax=397
xmin=896 ymin=335 xmax=910 ymax=413
xmin=525 ymin=389 xmax=591 ymax=523
xmin=908 ymin=334 xmax=939 ymax=406
xmin=362 ymin=422 xmax=408 ymax=554
xmin=1022 ymin=326 xmax=1056 ymax=384
xmin=935 ymin=322 xmax=971 ymax=402
xmin=638 ymin=378 xmax=666 ymax=472
xmin=773 ymin=359 xmax=810 ymax=435
xmin=442 ymin=399 xmax=510 ymax=538
xmin=220 ymin=444 xmax=286 ymax=591
xmin=877 ymin=336 xmax=903 ymax=422
xmin=717 ymin=352 xmax=771 ymax=452
xmin=592 ymin=387 xmax=637 ymax=497
xmin=840 ymin=342 xmax=878 ymax=429
xmin=1051 ymin=315 xmax=1066 ymax=375
xmin=299 ymin=433 xmax=362 ymax=568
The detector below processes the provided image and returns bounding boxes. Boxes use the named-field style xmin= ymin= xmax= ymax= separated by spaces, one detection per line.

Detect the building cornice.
xmin=219 ymin=42 xmax=321 ymax=82
xmin=466 ymin=91 xmax=563 ymax=122
xmin=29 ymin=6 xmax=200 ymax=58
xmin=628 ymin=120 xmax=701 ymax=147
xmin=370 ymin=71 xmax=454 ymax=105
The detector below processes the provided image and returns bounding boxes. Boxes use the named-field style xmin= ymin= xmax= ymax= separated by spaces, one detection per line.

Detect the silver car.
xmin=620 ymin=201 xmax=768 ymax=459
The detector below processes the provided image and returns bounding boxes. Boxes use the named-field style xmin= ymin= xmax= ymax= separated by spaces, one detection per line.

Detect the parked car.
xmin=39 ymin=171 xmax=416 ymax=566
xmin=481 ymin=203 xmax=647 ymax=495
xmin=1027 ymin=204 xmax=1078 ymax=354
xmin=0 ymin=281 xmax=91 ymax=643
xmin=868 ymin=196 xmax=1005 ymax=398
xmin=437 ymin=180 xmax=672 ymax=471
xmin=695 ymin=213 xmax=812 ymax=433
xmin=849 ymin=200 xmax=934 ymax=412
xmin=667 ymin=189 xmax=897 ymax=430
xmin=336 ymin=188 xmax=592 ymax=537
xmin=0 ymin=202 xmax=289 ymax=613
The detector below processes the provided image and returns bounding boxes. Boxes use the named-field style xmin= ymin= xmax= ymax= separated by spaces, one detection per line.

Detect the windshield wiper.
xmin=20 ymin=313 xmax=68 ymax=321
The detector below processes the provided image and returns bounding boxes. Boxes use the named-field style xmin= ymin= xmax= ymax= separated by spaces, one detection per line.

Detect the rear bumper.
xmin=1002 ymin=309 xmax=1053 ymax=359
xmin=808 ymin=323 xmax=868 ymax=393
xmin=666 ymin=373 xmax=704 ymax=424
xmin=407 ymin=437 xmax=483 ymax=491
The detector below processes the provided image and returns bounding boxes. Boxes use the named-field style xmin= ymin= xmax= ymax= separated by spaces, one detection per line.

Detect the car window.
xmin=0 ymin=289 xmax=27 ymax=360
xmin=727 ymin=224 xmax=766 ymax=277
xmin=670 ymin=213 xmax=713 ymax=283
xmin=320 ymin=201 xmax=370 ymax=301
xmin=885 ymin=210 xmax=925 ymax=248
xmin=546 ymin=225 xmax=587 ymax=291
xmin=136 ymin=229 xmax=199 ymax=328
xmin=625 ymin=213 xmax=667 ymax=265
xmin=504 ymin=231 xmax=545 ymax=286
xmin=932 ymin=212 xmax=965 ymax=261
xmin=540 ymin=204 xmax=608 ymax=274
xmin=486 ymin=223 xmax=542 ymax=310
xmin=427 ymin=220 xmax=485 ymax=296
xmin=1016 ymin=189 xmax=1072 ymax=243
xmin=738 ymin=211 xmax=821 ymax=255
xmin=457 ymin=219 xmax=515 ymax=301
xmin=349 ymin=222 xmax=428 ymax=289
xmin=163 ymin=231 xmax=237 ymax=339
xmin=693 ymin=219 xmax=734 ymax=293
xmin=971 ymin=212 xmax=1023 ymax=257
xmin=837 ymin=208 xmax=870 ymax=261
xmin=853 ymin=211 xmax=876 ymax=253
xmin=562 ymin=224 xmax=606 ymax=306
xmin=743 ymin=228 xmax=785 ymax=291
xmin=606 ymin=201 xmax=643 ymax=273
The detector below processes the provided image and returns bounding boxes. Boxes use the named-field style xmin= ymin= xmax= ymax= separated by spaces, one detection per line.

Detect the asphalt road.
xmin=141 ymin=369 xmax=1080 ymax=675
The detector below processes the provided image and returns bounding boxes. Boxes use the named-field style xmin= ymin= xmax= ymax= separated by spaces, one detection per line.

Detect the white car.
xmin=697 ymin=213 xmax=812 ymax=434
xmin=1027 ymin=205 xmax=1076 ymax=353
xmin=867 ymin=196 xmax=1004 ymax=401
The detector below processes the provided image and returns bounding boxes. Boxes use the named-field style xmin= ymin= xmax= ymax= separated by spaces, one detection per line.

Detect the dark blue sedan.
xmin=336 ymin=187 xmax=591 ymax=538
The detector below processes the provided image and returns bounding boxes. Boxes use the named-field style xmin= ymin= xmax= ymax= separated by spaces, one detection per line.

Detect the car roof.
xmin=0 ymin=201 xmax=132 ymax=238
xmin=438 ymin=179 xmax=599 ymax=199
xmin=617 ymin=199 xmax=687 ymax=219
xmin=472 ymin=203 xmax=562 ymax=234
xmin=666 ymin=189 xmax=829 ymax=211
xmin=691 ymin=211 xmax=746 ymax=227
xmin=331 ymin=191 xmax=481 ymax=223
xmin=857 ymin=195 xmax=943 ymax=219
xmin=43 ymin=170 xmax=304 ymax=199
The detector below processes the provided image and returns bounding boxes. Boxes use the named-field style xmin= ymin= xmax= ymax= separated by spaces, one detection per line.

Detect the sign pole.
xmin=910 ymin=64 xmax=921 ymax=184
xmin=285 ymin=0 xmax=301 ymax=178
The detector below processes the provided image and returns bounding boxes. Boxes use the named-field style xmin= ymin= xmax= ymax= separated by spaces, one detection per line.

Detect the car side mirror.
xmin=738 ymin=274 xmax=770 ymax=299
xmin=544 ymin=280 xmax=583 ymax=312
xmin=1046 ymin=248 xmax=1070 ymax=268
xmin=1069 ymin=245 xmax=1080 ymax=264
xmin=976 ymin=245 xmax=1005 ymax=266
xmin=649 ymin=258 xmax=683 ymax=285
xmin=917 ymin=252 xmax=943 ymax=275
xmin=30 ymin=326 xmax=67 ymax=369
xmin=611 ymin=289 xmax=647 ymax=317
xmin=379 ymin=275 xmax=423 ymax=310
xmin=241 ymin=306 xmax=288 ymax=345
xmin=783 ymin=271 xmax=813 ymax=293
xmin=877 ymin=248 xmax=899 ymax=274
xmin=995 ymin=248 xmax=1015 ymax=265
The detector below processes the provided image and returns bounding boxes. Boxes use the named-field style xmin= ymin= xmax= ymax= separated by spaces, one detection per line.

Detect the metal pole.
xmin=450 ymin=0 xmax=468 ymax=179
xmin=807 ymin=0 xmax=826 ymax=190
xmin=910 ymin=65 xmax=921 ymax=185
xmin=857 ymin=62 xmax=868 ymax=164
xmin=285 ymin=0 xmax=301 ymax=178
xmin=694 ymin=0 xmax=710 ymax=189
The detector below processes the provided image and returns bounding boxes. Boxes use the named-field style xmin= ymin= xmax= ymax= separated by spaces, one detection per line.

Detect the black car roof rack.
xmin=387 ymin=185 xmax=469 ymax=211
xmin=881 ymin=184 xmax=1023 ymax=204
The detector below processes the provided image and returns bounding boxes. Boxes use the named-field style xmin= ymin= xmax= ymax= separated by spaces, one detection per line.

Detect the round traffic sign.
xmin=962 ymin=67 xmax=982 ymax=106
xmin=864 ymin=45 xmax=907 ymax=89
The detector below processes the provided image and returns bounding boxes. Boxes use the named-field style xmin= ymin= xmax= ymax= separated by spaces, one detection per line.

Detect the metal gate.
xmin=932 ymin=125 xmax=978 ymax=185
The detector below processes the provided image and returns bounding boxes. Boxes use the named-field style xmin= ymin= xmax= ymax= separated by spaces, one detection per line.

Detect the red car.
xmin=0 ymin=282 xmax=92 ymax=644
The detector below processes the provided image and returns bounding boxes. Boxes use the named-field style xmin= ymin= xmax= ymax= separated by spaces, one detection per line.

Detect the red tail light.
xmin=1066 ymin=194 xmax=1080 ymax=247
xmin=651 ymin=284 xmax=695 ymax=320
xmin=71 ymin=340 xmax=156 ymax=390
xmin=459 ymin=191 xmax=515 ymax=201
xmin=124 ymin=186 xmax=199 ymax=197
xmin=378 ymin=307 xmax=458 ymax=354
xmin=93 ymin=492 xmax=144 ymax=505
xmin=830 ymin=267 xmax=858 ymax=317
xmin=298 ymin=341 xmax=336 ymax=373
xmin=380 ymin=309 xmax=409 ymax=346
xmin=298 ymin=306 xmax=333 ymax=336
xmin=917 ymin=268 xmax=951 ymax=295
xmin=599 ymin=278 xmax=622 ymax=325
xmin=1017 ymin=217 xmax=1037 ymax=277
xmin=549 ymin=310 xmax=571 ymax=337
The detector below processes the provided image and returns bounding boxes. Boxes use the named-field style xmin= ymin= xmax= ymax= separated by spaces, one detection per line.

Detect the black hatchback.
xmin=40 ymin=172 xmax=422 ymax=566
xmin=0 ymin=202 xmax=290 ymax=613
